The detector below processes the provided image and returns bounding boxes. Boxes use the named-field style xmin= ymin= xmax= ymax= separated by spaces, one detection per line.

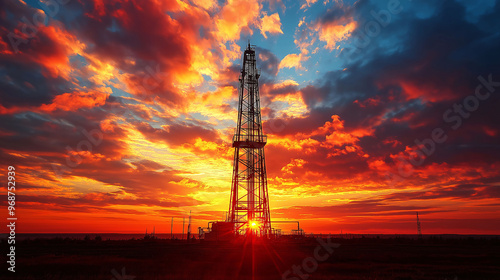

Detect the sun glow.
xmin=249 ymin=220 xmax=260 ymax=228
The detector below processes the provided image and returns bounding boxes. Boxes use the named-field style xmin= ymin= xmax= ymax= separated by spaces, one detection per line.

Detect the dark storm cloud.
xmin=0 ymin=0 xmax=225 ymax=216
xmin=2 ymin=0 xmax=214 ymax=110
xmin=0 ymin=1 xmax=74 ymax=108
xmin=0 ymin=107 xmax=125 ymax=159
xmin=216 ymin=64 xmax=241 ymax=88
xmin=267 ymin=0 xmax=500 ymax=177
xmin=267 ymin=82 xmax=299 ymax=97
xmin=307 ymin=0 xmax=499 ymax=109
xmin=256 ymin=46 xmax=280 ymax=78
xmin=0 ymin=59 xmax=70 ymax=108
xmin=55 ymin=0 xmax=191 ymax=68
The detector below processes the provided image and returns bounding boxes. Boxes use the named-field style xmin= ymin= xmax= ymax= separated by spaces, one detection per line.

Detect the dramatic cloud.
xmin=215 ymin=0 xmax=261 ymax=42
xmin=279 ymin=51 xmax=310 ymax=70
xmin=1 ymin=0 xmax=499 ymax=234
xmin=315 ymin=9 xmax=357 ymax=50
xmin=259 ymin=12 xmax=284 ymax=39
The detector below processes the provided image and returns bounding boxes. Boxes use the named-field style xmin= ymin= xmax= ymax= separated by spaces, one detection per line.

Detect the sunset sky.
xmin=1 ymin=0 xmax=499 ymax=234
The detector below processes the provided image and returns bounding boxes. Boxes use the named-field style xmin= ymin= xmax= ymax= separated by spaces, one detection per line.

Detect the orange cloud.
xmin=268 ymin=115 xmax=368 ymax=155
xmin=185 ymin=86 xmax=238 ymax=120
xmin=399 ymin=81 xmax=455 ymax=102
xmin=4 ymin=0 xmax=499 ymax=236
xmin=316 ymin=16 xmax=357 ymax=50
xmin=215 ymin=0 xmax=261 ymax=42
xmin=10 ymin=23 xmax=85 ymax=79
xmin=260 ymin=12 xmax=284 ymax=39
xmin=39 ymin=91 xmax=110 ymax=112
xmin=261 ymin=79 xmax=299 ymax=97
xmin=191 ymin=0 xmax=218 ymax=10
xmin=0 ymin=104 xmax=23 ymax=115
xmin=300 ymin=0 xmax=319 ymax=10
xmin=0 ymin=90 xmax=110 ymax=115
xmin=279 ymin=51 xmax=310 ymax=70
xmin=281 ymin=158 xmax=307 ymax=174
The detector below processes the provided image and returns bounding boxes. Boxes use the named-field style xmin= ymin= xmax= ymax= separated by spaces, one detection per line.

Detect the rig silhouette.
xmin=227 ymin=43 xmax=271 ymax=236
xmin=200 ymin=44 xmax=302 ymax=240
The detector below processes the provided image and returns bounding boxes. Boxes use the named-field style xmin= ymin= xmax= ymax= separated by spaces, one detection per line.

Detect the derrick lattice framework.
xmin=416 ymin=212 xmax=422 ymax=238
xmin=227 ymin=44 xmax=271 ymax=236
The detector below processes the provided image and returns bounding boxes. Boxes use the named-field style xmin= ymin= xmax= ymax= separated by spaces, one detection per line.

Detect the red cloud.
xmin=39 ymin=91 xmax=110 ymax=112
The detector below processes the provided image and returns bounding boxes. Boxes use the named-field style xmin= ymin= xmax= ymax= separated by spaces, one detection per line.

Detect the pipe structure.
xmin=271 ymin=220 xmax=300 ymax=232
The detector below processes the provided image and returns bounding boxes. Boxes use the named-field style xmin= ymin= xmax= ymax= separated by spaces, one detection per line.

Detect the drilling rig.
xmin=200 ymin=44 xmax=305 ymax=241
xmin=202 ymin=44 xmax=271 ymax=241
xmin=227 ymin=43 xmax=271 ymax=237
xmin=416 ymin=212 xmax=422 ymax=239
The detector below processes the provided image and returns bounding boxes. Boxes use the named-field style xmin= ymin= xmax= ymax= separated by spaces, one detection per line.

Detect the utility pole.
xmin=171 ymin=217 xmax=173 ymax=240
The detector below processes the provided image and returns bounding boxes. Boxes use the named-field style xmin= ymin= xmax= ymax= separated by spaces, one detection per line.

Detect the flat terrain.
xmin=2 ymin=237 xmax=500 ymax=279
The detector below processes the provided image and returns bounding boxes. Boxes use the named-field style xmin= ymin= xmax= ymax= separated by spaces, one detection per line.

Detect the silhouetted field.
xmin=2 ymin=236 xmax=500 ymax=279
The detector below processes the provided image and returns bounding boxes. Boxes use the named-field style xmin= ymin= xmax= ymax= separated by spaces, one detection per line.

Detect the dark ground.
xmin=2 ymin=236 xmax=500 ymax=280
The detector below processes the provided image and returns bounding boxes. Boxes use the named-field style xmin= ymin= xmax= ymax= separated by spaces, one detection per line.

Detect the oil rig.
xmin=202 ymin=44 xmax=276 ymax=240
xmin=416 ymin=212 xmax=422 ymax=239
xmin=228 ymin=43 xmax=271 ymax=237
